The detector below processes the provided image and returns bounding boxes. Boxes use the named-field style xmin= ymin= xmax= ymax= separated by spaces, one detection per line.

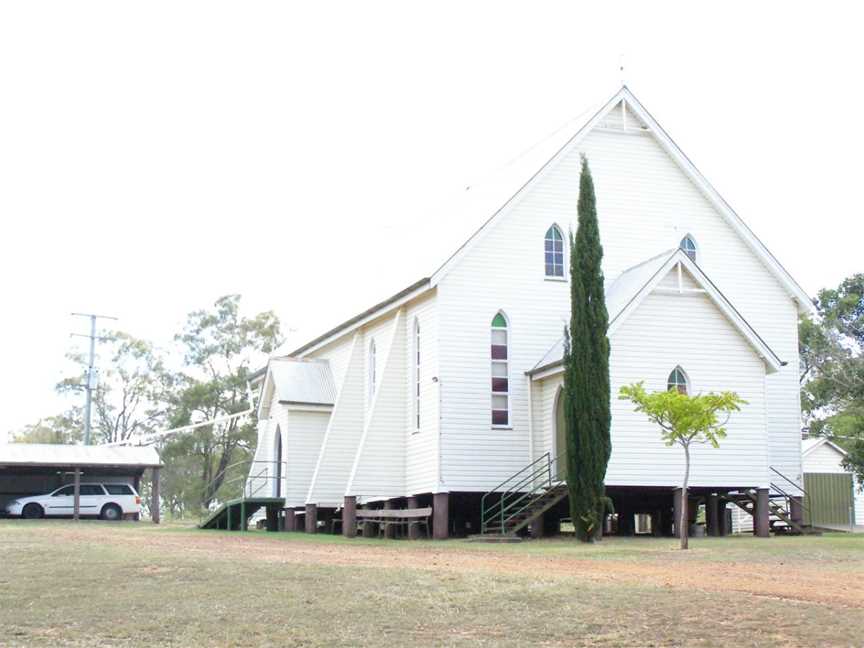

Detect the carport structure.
xmin=0 ymin=444 xmax=163 ymax=523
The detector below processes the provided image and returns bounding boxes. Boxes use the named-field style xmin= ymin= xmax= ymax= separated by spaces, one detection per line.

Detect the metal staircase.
xmin=479 ymin=452 xmax=567 ymax=538
xmin=727 ymin=467 xmax=819 ymax=535
xmin=199 ymin=460 xmax=286 ymax=531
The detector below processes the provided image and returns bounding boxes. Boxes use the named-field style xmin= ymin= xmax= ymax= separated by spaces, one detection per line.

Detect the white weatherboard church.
xmin=247 ymin=86 xmax=813 ymax=539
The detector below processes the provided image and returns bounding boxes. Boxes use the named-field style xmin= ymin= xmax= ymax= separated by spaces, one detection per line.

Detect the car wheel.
xmin=100 ymin=504 xmax=122 ymax=521
xmin=22 ymin=503 xmax=44 ymax=519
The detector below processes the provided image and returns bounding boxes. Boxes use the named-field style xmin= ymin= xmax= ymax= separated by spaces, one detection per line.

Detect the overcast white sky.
xmin=1 ymin=2 xmax=862 ymax=439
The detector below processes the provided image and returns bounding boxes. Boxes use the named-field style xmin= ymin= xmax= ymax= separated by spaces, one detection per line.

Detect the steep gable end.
xmin=430 ymin=86 xmax=813 ymax=315
xmin=531 ymin=249 xmax=783 ymax=377
xmin=597 ymin=100 xmax=648 ymax=132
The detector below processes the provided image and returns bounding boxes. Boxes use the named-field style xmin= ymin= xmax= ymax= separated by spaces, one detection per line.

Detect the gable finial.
xmin=618 ymin=53 xmax=626 ymax=87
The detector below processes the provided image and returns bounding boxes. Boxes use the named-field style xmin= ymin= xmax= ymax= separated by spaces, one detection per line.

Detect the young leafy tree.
xmin=563 ymin=154 xmax=612 ymax=542
xmin=618 ymin=383 xmax=745 ymax=549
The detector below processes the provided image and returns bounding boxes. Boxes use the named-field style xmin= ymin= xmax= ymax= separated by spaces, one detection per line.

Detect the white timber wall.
xmin=306 ymin=335 xmax=365 ymax=506
xmin=249 ymin=392 xmax=332 ymax=507
xmin=311 ymin=336 xmax=356 ymax=393
xmin=283 ymin=407 xmax=330 ymax=507
xmin=297 ymin=290 xmax=441 ymax=499
xmin=578 ymin=121 xmax=802 ymax=484
xmin=533 ymin=283 xmax=769 ymax=488
xmin=608 ymin=287 xmax=768 ymax=487
xmin=404 ymin=291 xmax=440 ymax=495
xmin=437 ymin=102 xmax=800 ymax=490
xmin=347 ymin=311 xmax=407 ymax=499
xmin=245 ymin=417 xmax=277 ymax=499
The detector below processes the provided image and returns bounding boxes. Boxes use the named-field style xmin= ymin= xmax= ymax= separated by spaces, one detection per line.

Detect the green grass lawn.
xmin=1 ymin=521 xmax=862 ymax=647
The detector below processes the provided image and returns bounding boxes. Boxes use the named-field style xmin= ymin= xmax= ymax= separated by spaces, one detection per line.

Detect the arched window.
xmin=544 ymin=225 xmax=565 ymax=277
xmin=491 ymin=312 xmax=510 ymax=426
xmin=667 ymin=367 xmax=689 ymax=395
xmin=680 ymin=235 xmax=697 ymax=262
xmin=273 ymin=425 xmax=283 ymax=498
xmin=368 ymin=339 xmax=377 ymax=401
xmin=413 ymin=318 xmax=421 ymax=431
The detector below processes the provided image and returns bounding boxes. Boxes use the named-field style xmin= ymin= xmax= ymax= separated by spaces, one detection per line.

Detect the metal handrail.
xmin=482 ymin=460 xmax=551 ymax=520
xmin=202 ymin=458 xmax=257 ymax=504
xmin=198 ymin=459 xmax=287 ymax=525
xmin=480 ymin=452 xmax=566 ymax=534
xmin=245 ymin=466 xmax=268 ymax=498
xmin=769 ymin=481 xmax=813 ymax=519
xmin=769 ymin=466 xmax=806 ymax=494
xmin=484 ymin=452 xmax=552 ymax=496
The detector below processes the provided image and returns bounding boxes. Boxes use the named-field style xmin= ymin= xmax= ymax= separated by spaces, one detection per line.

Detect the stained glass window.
xmin=491 ymin=313 xmax=509 ymax=426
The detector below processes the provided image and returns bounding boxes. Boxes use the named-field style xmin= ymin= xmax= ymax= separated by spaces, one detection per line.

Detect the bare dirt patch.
xmin=5 ymin=522 xmax=864 ymax=647
xmin=78 ymin=527 xmax=864 ymax=609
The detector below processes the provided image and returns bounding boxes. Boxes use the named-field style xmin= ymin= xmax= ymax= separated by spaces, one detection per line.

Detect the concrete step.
xmin=466 ymin=534 xmax=522 ymax=543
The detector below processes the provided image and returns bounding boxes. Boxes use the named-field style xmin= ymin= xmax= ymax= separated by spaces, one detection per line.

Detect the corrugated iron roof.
xmin=270 ymin=358 xmax=336 ymax=406
xmin=0 ymin=443 xmax=162 ymax=468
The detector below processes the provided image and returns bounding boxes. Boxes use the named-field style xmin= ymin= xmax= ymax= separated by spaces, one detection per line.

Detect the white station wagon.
xmin=5 ymin=482 xmax=142 ymax=520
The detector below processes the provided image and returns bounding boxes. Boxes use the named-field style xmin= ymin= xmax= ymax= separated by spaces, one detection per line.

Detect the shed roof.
xmin=802 ymin=437 xmax=848 ymax=457
xmin=268 ymin=358 xmax=337 ymax=406
xmin=0 ymin=443 xmax=162 ymax=469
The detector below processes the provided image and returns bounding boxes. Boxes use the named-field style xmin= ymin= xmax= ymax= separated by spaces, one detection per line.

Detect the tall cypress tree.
xmin=563 ymin=154 xmax=612 ymax=543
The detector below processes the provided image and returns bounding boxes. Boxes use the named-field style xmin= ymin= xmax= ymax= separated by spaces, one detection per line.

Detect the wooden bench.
xmin=355 ymin=507 xmax=432 ymax=539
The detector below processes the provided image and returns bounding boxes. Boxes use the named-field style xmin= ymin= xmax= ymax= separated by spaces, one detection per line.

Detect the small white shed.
xmin=802 ymin=438 xmax=862 ymax=527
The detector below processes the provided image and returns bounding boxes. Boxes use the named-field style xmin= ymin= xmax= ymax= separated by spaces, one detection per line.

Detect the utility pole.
xmin=71 ymin=313 xmax=117 ymax=445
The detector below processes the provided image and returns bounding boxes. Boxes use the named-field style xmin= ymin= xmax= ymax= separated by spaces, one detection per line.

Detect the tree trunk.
xmin=680 ymin=443 xmax=690 ymax=550
xmin=204 ymin=445 xmax=235 ymax=507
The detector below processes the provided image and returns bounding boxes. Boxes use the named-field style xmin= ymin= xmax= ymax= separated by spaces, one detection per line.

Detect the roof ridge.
xmin=612 ymin=248 xmax=678 ymax=279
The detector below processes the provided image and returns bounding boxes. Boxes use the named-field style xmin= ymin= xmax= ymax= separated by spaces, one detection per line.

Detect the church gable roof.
xmin=530 ymin=248 xmax=784 ymax=376
xmin=430 ymin=86 xmax=814 ymax=315
xmin=287 ymin=85 xmax=812 ymax=359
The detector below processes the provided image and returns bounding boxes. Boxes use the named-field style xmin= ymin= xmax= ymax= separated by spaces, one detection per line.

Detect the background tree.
xmin=11 ymin=413 xmax=82 ymax=444
xmin=619 ymin=383 xmax=745 ymax=549
xmin=161 ymin=294 xmax=282 ymax=512
xmin=56 ymin=331 xmax=170 ymax=444
xmin=562 ymin=154 xmax=612 ymax=542
xmin=800 ymin=273 xmax=864 ymax=483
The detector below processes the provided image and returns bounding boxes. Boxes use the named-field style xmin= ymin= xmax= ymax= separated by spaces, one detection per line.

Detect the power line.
xmin=70 ymin=313 xmax=117 ymax=445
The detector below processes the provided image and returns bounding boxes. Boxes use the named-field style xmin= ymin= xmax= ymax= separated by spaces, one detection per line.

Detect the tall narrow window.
xmin=667 ymin=367 xmax=689 ymax=394
xmin=414 ymin=318 xmax=421 ymax=431
xmin=680 ymin=235 xmax=697 ymax=262
xmin=544 ymin=225 xmax=565 ymax=277
xmin=368 ymin=339 xmax=377 ymax=401
xmin=491 ymin=312 xmax=510 ymax=426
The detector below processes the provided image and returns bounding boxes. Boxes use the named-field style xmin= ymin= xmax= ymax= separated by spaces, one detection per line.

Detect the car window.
xmin=104 ymin=484 xmax=134 ymax=495
xmin=53 ymin=486 xmax=75 ymax=496
xmin=79 ymin=485 xmax=106 ymax=496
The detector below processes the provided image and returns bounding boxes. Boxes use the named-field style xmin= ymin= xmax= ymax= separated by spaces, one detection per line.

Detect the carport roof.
xmin=0 ymin=443 xmax=162 ymax=469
